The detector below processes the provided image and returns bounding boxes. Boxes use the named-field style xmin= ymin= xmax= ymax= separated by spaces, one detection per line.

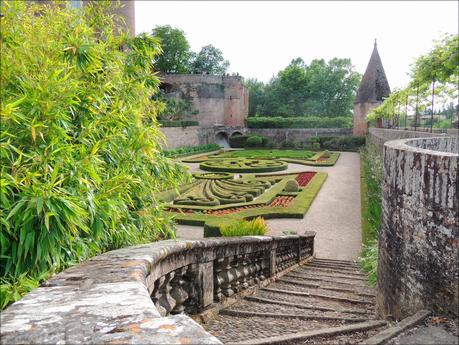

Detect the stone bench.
xmin=0 ymin=233 xmax=316 ymax=344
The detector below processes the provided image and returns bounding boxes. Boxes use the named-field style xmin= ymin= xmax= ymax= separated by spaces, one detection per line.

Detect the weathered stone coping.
xmin=1 ymin=233 xmax=316 ymax=344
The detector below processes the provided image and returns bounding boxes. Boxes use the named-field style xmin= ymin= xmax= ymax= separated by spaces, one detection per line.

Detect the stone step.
xmin=244 ymin=296 xmax=374 ymax=316
xmin=227 ymin=320 xmax=388 ymax=345
xmin=296 ymin=267 xmax=369 ymax=280
xmin=256 ymin=290 xmax=375 ymax=315
xmin=313 ymin=258 xmax=360 ymax=267
xmin=306 ymin=262 xmax=365 ymax=273
xmin=220 ymin=309 xmax=370 ymax=323
xmin=278 ymin=277 xmax=376 ymax=298
xmin=261 ymin=287 xmax=374 ymax=305
xmin=285 ymin=272 xmax=372 ymax=290
xmin=311 ymin=259 xmax=360 ymax=269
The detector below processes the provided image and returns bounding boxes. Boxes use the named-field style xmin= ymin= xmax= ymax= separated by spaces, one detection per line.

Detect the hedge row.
xmin=199 ymin=158 xmax=288 ymax=173
xmin=163 ymin=143 xmax=221 ymax=158
xmin=159 ymin=120 xmax=199 ymax=127
xmin=247 ymin=116 xmax=352 ymax=128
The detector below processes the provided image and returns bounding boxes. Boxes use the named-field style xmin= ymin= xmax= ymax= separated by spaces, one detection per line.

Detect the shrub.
xmin=163 ymin=144 xmax=220 ymax=157
xmin=247 ymin=116 xmax=352 ymax=129
xmin=159 ymin=120 xmax=199 ymax=127
xmin=246 ymin=135 xmax=263 ymax=147
xmin=0 ymin=1 xmax=189 ymax=309
xmin=284 ymin=180 xmax=299 ymax=193
xmin=322 ymin=150 xmax=331 ymax=158
xmin=229 ymin=135 xmax=250 ymax=148
xmin=320 ymin=136 xmax=365 ymax=151
xmin=312 ymin=142 xmax=321 ymax=150
xmin=220 ymin=217 xmax=268 ymax=237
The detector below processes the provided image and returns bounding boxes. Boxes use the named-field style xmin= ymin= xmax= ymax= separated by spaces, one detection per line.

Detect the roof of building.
xmin=355 ymin=41 xmax=391 ymax=103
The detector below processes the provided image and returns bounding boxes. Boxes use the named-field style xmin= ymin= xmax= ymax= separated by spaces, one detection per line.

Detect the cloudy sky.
xmin=135 ymin=1 xmax=458 ymax=89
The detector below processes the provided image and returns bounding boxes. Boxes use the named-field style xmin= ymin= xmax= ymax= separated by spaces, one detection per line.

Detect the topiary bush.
xmin=229 ymin=135 xmax=250 ymax=148
xmin=284 ymin=179 xmax=299 ymax=193
xmin=246 ymin=135 xmax=263 ymax=147
xmin=0 ymin=1 xmax=189 ymax=309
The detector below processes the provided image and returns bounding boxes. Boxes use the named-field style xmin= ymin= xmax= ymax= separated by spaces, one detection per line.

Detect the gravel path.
xmin=175 ymin=152 xmax=362 ymax=261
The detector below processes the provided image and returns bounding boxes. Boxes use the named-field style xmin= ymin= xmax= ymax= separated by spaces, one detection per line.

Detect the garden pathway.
xmin=176 ymin=152 xmax=362 ymax=261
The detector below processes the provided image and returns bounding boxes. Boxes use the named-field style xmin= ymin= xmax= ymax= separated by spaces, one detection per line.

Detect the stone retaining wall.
xmin=377 ymin=136 xmax=458 ymax=320
xmin=161 ymin=126 xmax=201 ymax=149
xmin=0 ymin=233 xmax=315 ymax=344
xmin=368 ymin=128 xmax=453 ymax=152
xmin=248 ymin=128 xmax=352 ymax=143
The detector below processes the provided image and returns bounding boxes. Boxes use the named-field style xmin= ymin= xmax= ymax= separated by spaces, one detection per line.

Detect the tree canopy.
xmin=246 ymin=58 xmax=361 ymax=116
xmin=151 ymin=26 xmax=230 ymax=75
xmin=190 ymin=44 xmax=230 ymax=75
xmin=152 ymin=25 xmax=192 ymax=73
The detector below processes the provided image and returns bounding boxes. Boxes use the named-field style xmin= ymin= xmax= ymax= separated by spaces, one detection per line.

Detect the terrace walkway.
xmin=177 ymin=152 xmax=362 ymax=261
xmin=199 ymin=257 xmax=385 ymax=344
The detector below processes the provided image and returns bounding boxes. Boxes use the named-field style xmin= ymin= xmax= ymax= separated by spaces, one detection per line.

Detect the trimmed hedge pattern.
xmin=247 ymin=116 xmax=352 ymax=129
xmin=161 ymin=171 xmax=327 ymax=236
xmin=163 ymin=144 xmax=220 ymax=158
xmin=199 ymin=158 xmax=288 ymax=173
xmin=159 ymin=120 xmax=199 ymax=127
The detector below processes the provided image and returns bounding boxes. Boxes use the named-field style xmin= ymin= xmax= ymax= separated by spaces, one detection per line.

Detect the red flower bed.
xmin=269 ymin=196 xmax=294 ymax=207
xmin=295 ymin=172 xmax=316 ymax=186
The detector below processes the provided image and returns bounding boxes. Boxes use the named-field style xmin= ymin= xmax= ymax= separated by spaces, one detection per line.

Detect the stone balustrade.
xmin=0 ymin=232 xmax=316 ymax=344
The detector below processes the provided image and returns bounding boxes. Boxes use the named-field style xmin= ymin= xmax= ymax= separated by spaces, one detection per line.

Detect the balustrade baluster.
xmin=220 ymin=256 xmax=234 ymax=297
xmin=156 ymin=272 xmax=176 ymax=316
xmin=214 ymin=258 xmax=224 ymax=301
xmin=170 ymin=266 xmax=189 ymax=314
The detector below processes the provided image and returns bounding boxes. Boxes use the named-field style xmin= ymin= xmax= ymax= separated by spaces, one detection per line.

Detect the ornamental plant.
xmin=0 ymin=1 xmax=188 ymax=308
xmin=220 ymin=217 xmax=268 ymax=237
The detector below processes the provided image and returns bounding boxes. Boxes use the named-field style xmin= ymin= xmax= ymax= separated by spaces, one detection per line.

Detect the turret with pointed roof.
xmin=353 ymin=40 xmax=391 ymax=135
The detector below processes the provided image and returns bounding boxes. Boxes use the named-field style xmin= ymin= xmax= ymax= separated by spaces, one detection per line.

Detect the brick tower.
xmin=353 ymin=41 xmax=391 ymax=135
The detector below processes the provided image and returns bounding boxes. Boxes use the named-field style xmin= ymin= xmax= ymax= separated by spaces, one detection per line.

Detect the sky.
xmin=135 ymin=1 xmax=458 ymax=89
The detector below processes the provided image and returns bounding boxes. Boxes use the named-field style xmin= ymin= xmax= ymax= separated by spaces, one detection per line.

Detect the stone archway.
xmin=230 ymin=131 xmax=243 ymax=137
xmin=215 ymin=131 xmax=230 ymax=148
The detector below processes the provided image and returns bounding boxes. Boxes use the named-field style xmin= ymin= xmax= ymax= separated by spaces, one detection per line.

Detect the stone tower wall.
xmin=377 ymin=136 xmax=458 ymax=320
xmin=353 ymin=101 xmax=381 ymax=136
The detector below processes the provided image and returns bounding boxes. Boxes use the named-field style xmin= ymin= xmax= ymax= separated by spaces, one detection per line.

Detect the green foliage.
xmin=359 ymin=142 xmax=383 ymax=286
xmin=152 ymin=25 xmax=192 ymax=73
xmin=284 ymin=180 xmax=299 ymax=193
xmin=245 ymin=58 xmax=361 ymax=116
xmin=247 ymin=116 xmax=352 ymax=129
xmin=0 ymin=1 xmax=188 ymax=308
xmin=368 ymin=34 xmax=458 ymax=122
xmin=163 ymin=144 xmax=220 ymax=158
xmin=190 ymin=44 xmax=229 ymax=75
xmin=320 ymin=136 xmax=366 ymax=152
xmin=246 ymin=135 xmax=264 ymax=147
xmin=229 ymin=135 xmax=250 ymax=148
xmin=159 ymin=120 xmax=199 ymax=127
xmin=221 ymin=149 xmax=315 ymax=160
xmin=220 ymin=217 xmax=268 ymax=237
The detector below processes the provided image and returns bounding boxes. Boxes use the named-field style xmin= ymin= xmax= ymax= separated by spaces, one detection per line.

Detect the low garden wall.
xmin=160 ymin=126 xmax=201 ymax=149
xmin=248 ymin=128 xmax=352 ymax=144
xmin=377 ymin=136 xmax=458 ymax=320
xmin=0 ymin=233 xmax=315 ymax=344
xmin=368 ymin=128 xmax=452 ymax=152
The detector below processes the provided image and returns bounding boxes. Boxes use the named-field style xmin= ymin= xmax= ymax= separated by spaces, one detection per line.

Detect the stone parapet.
xmin=368 ymin=128 xmax=452 ymax=152
xmin=377 ymin=136 xmax=458 ymax=320
xmin=1 ymin=233 xmax=315 ymax=344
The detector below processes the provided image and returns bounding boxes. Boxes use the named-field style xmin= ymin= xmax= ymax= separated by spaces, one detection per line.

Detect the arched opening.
xmin=159 ymin=82 xmax=174 ymax=94
xmin=230 ymin=131 xmax=243 ymax=137
xmin=215 ymin=132 xmax=230 ymax=148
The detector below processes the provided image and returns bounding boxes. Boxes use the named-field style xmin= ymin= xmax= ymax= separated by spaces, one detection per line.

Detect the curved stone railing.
xmin=0 ymin=233 xmax=315 ymax=344
xmin=377 ymin=136 xmax=458 ymax=320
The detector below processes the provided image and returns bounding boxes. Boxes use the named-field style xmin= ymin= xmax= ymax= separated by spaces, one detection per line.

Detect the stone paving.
xmin=176 ymin=152 xmax=362 ymax=261
xmin=200 ymin=258 xmax=386 ymax=344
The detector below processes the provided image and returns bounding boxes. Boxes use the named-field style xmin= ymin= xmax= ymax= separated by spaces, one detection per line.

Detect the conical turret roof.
xmin=355 ymin=41 xmax=391 ymax=103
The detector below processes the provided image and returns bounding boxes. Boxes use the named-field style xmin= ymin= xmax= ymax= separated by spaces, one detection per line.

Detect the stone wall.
xmin=353 ymin=101 xmax=381 ymax=136
xmin=248 ymin=128 xmax=352 ymax=143
xmin=368 ymin=128 xmax=453 ymax=152
xmin=0 ymin=233 xmax=315 ymax=344
xmin=159 ymin=74 xmax=248 ymax=128
xmin=161 ymin=126 xmax=200 ymax=149
xmin=377 ymin=136 xmax=458 ymax=320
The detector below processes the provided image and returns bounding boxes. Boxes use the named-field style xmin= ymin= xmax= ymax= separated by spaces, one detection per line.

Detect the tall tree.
xmin=191 ymin=44 xmax=230 ymax=74
xmin=152 ymin=25 xmax=192 ymax=73
xmin=245 ymin=78 xmax=266 ymax=116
